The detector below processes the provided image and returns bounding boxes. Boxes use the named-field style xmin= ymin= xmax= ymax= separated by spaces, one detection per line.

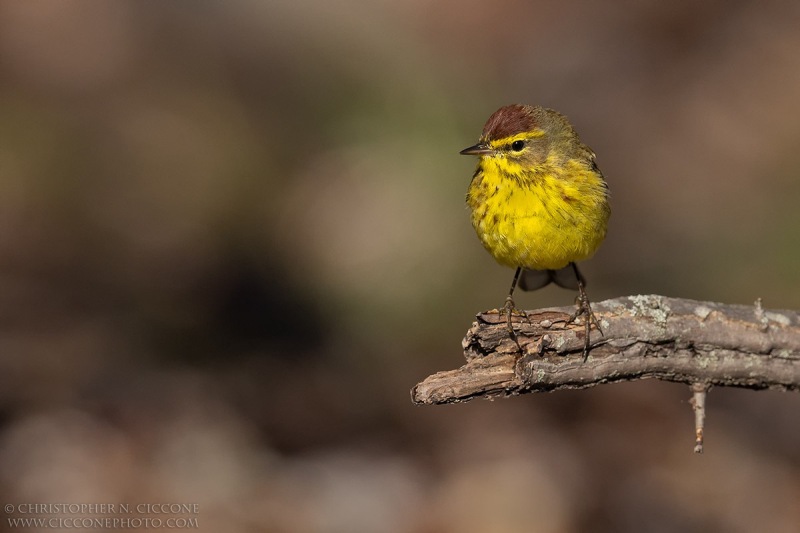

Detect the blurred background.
xmin=1 ymin=1 xmax=799 ymax=531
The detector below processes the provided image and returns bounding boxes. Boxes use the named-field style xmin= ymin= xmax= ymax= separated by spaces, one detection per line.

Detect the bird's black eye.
xmin=511 ymin=140 xmax=525 ymax=151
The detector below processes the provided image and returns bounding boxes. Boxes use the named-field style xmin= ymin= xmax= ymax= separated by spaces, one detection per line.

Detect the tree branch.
xmin=412 ymin=295 xmax=800 ymax=406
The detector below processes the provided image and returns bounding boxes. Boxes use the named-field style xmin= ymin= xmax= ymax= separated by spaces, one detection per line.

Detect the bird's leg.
xmin=567 ymin=263 xmax=602 ymax=361
xmin=501 ymin=267 xmax=527 ymax=352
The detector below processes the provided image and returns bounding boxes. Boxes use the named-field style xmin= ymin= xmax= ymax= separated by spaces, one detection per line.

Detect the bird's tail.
xmin=518 ymin=265 xmax=581 ymax=292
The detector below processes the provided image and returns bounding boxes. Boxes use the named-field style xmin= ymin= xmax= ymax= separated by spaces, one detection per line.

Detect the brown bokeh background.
xmin=1 ymin=1 xmax=800 ymax=532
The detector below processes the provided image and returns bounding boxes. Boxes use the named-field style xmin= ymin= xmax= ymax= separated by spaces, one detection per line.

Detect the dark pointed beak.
xmin=459 ymin=143 xmax=493 ymax=156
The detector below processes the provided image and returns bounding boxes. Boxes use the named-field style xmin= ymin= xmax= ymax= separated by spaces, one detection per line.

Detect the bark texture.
xmin=412 ymin=295 xmax=800 ymax=405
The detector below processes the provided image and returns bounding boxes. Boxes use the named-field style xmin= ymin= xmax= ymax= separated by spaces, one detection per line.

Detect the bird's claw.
xmin=499 ymin=296 xmax=528 ymax=353
xmin=568 ymin=291 xmax=602 ymax=361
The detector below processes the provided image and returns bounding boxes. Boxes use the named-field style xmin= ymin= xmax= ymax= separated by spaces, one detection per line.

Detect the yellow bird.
xmin=461 ymin=104 xmax=610 ymax=357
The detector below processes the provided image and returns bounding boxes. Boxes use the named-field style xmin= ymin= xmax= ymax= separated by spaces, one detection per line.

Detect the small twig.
xmin=689 ymin=383 xmax=709 ymax=453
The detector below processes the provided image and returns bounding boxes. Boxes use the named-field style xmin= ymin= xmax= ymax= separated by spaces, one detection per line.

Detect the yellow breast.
xmin=466 ymin=158 xmax=610 ymax=271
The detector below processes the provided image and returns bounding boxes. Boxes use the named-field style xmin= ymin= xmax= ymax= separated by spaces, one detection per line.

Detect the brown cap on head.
xmin=481 ymin=104 xmax=539 ymax=141
xmin=461 ymin=105 xmax=585 ymax=159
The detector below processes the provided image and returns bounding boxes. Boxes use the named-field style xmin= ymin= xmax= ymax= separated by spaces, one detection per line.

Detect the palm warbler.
xmin=461 ymin=104 xmax=610 ymax=357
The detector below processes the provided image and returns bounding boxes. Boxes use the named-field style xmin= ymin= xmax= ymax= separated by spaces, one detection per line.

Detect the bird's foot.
xmin=499 ymin=296 xmax=529 ymax=353
xmin=568 ymin=291 xmax=603 ymax=361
